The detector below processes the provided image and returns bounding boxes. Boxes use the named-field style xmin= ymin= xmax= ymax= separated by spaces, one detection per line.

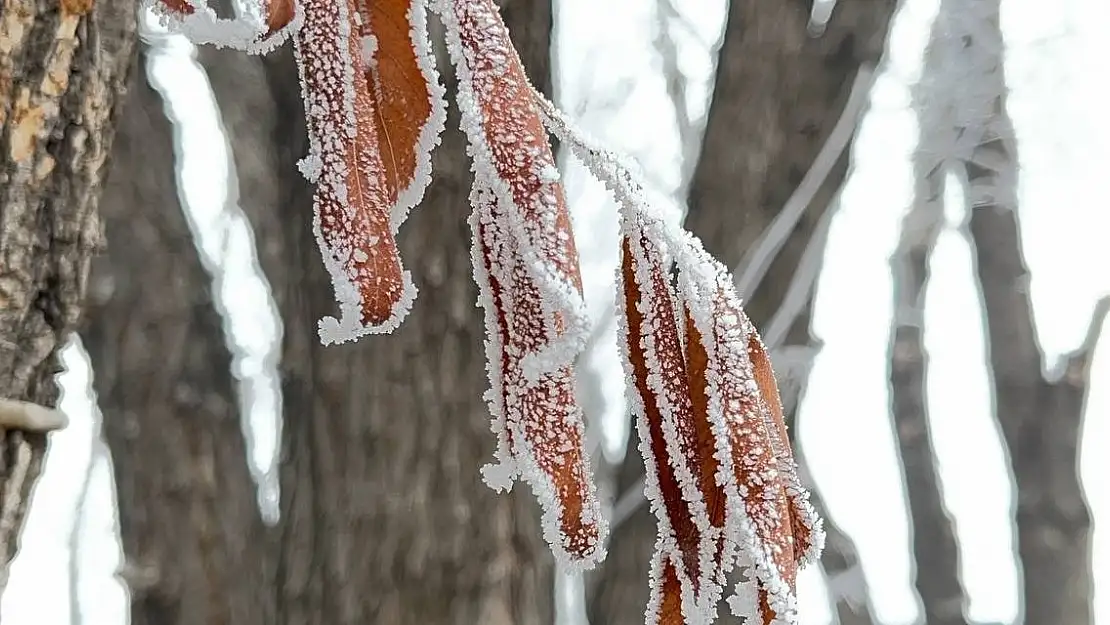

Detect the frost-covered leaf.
xmin=439 ymin=0 xmax=591 ymax=380
xmin=675 ymin=240 xmax=824 ymax=625
xmin=148 ymin=0 xmax=301 ymax=53
xmin=747 ymin=331 xmax=823 ymax=568
xmin=618 ymin=223 xmax=727 ymax=624
xmin=295 ymin=0 xmax=416 ymax=344
xmin=353 ymin=0 xmax=446 ymax=228
xmin=535 ymin=88 xmax=825 ymax=624
xmin=469 ymin=182 xmax=606 ymax=568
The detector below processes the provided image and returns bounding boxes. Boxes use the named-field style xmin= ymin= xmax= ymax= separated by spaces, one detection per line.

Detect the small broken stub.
xmin=0 ymin=398 xmax=68 ymax=432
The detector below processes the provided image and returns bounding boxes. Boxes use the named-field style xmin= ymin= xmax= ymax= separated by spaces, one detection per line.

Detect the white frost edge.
xmin=623 ymin=213 xmax=727 ymax=625
xmin=144 ymin=0 xmax=303 ymax=55
xmin=469 ymin=183 xmax=519 ymax=491
xmin=537 ymin=82 xmax=824 ymax=624
xmin=292 ymin=0 xmax=416 ymax=345
xmin=434 ymin=0 xmax=591 ymax=383
xmin=469 ymin=179 xmax=608 ymax=570
xmin=676 ymin=241 xmax=805 ymax=624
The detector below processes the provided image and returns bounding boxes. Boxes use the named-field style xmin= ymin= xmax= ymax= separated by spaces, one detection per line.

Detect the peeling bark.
xmin=0 ymin=0 xmax=137 ymax=587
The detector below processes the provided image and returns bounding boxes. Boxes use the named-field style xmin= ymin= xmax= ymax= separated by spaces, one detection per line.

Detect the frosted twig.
xmin=733 ymin=64 xmax=874 ymax=300
xmin=1049 ymin=295 xmax=1110 ymax=384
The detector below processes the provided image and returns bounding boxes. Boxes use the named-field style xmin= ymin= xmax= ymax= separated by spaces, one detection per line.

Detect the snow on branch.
xmin=146 ymin=0 xmax=302 ymax=54
xmin=156 ymin=0 xmax=825 ymax=615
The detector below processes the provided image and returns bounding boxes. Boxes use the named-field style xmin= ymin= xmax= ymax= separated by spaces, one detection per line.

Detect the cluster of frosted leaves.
xmin=153 ymin=0 xmax=826 ymax=613
xmin=533 ymin=94 xmax=825 ymax=624
xmin=152 ymin=0 xmax=605 ymax=569
xmin=151 ymin=0 xmax=447 ymax=343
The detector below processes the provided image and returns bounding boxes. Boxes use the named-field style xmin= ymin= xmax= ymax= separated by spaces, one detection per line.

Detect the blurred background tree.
xmin=1 ymin=0 xmax=1106 ymax=624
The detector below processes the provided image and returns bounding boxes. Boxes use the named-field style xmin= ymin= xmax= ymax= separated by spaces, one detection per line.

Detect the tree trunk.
xmin=83 ymin=47 xmax=275 ymax=625
xmin=0 ymin=0 xmax=137 ymax=586
xmin=971 ymin=208 xmax=1098 ymax=625
xmin=881 ymin=4 xmax=991 ymax=618
xmin=888 ymin=171 xmax=966 ymax=625
xmin=589 ymin=2 xmax=894 ymax=623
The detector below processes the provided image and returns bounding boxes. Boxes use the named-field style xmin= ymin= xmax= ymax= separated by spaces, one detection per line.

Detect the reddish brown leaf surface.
xmin=265 ymin=0 xmax=297 ymax=33
xmin=471 ymin=187 xmax=603 ymax=564
xmin=452 ymin=0 xmax=584 ymax=299
xmin=748 ymin=332 xmax=819 ymax=564
xmin=621 ymin=237 xmax=702 ymax=586
xmin=297 ymin=0 xmax=411 ymax=343
xmin=158 ymin=0 xmax=195 ymax=14
xmin=620 ymin=229 xmax=734 ymax=622
xmin=647 ymin=549 xmax=686 ymax=625
xmin=353 ymin=0 xmax=444 ymax=226
xmin=704 ymin=287 xmax=801 ymax=621
xmin=683 ymin=310 xmax=729 ymax=563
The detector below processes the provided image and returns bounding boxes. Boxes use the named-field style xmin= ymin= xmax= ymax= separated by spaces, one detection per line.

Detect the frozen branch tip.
xmin=147 ymin=0 xmax=825 ymax=622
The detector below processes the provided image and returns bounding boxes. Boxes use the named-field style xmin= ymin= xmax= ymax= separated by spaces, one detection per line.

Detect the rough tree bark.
xmin=0 ymin=0 xmax=137 ymax=589
xmin=589 ymin=2 xmax=895 ymax=624
xmin=83 ymin=48 xmax=275 ymax=625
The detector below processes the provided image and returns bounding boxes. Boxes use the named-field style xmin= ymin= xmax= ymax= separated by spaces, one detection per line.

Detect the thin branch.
xmin=0 ymin=399 xmax=69 ymax=432
xmin=733 ymin=64 xmax=873 ymax=300
xmin=763 ymin=203 xmax=834 ymax=349
xmin=68 ymin=439 xmax=101 ymax=625
xmin=888 ymin=167 xmax=967 ymax=625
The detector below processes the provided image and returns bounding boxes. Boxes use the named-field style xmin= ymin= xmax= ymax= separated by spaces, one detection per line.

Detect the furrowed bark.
xmin=0 ymin=0 xmax=137 ymax=586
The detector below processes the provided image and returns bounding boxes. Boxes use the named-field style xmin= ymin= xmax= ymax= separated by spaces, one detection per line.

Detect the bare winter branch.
xmin=888 ymin=168 xmax=967 ymax=625
xmin=732 ymin=64 xmax=873 ymax=302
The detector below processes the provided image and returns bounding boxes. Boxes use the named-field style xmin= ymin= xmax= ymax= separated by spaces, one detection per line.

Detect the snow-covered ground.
xmin=2 ymin=0 xmax=1108 ymax=623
